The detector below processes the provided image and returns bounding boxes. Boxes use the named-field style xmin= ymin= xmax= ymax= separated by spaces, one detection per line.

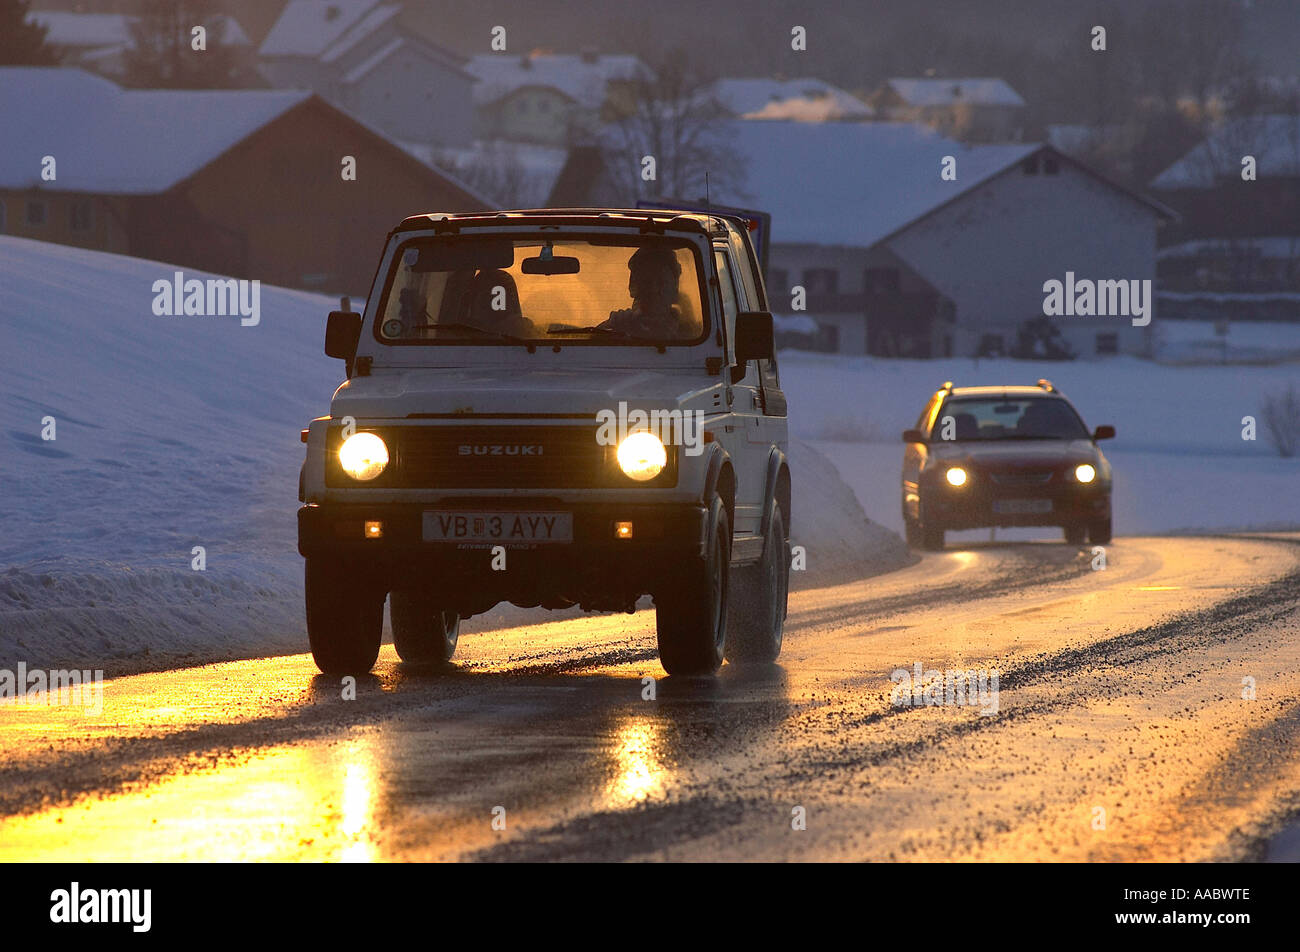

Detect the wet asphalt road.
xmin=2 ymin=534 xmax=1300 ymax=862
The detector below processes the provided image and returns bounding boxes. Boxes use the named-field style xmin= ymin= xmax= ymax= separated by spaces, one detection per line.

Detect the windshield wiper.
xmin=427 ymin=322 xmax=530 ymax=344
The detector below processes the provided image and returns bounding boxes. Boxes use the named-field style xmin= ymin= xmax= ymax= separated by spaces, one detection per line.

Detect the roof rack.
xmin=1036 ymin=379 xmax=1055 ymax=392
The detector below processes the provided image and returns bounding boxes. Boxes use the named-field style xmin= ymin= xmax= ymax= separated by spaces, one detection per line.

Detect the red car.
xmin=901 ymin=380 xmax=1114 ymax=550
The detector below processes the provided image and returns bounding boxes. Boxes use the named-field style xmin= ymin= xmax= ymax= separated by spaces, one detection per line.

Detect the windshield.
xmin=375 ymin=235 xmax=707 ymax=345
xmin=938 ymin=397 xmax=1090 ymax=441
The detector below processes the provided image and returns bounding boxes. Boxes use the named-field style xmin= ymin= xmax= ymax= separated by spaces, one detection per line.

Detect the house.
xmin=28 ymin=10 xmax=250 ymax=80
xmin=1150 ymin=114 xmax=1300 ymax=319
xmin=871 ymin=78 xmax=1026 ymax=142
xmin=708 ymin=122 xmax=1172 ymax=358
xmin=258 ymin=0 xmax=475 ymax=146
xmin=705 ymin=77 xmax=873 ymax=122
xmin=0 ymin=68 xmax=487 ymax=292
xmin=465 ymin=50 xmax=649 ymax=146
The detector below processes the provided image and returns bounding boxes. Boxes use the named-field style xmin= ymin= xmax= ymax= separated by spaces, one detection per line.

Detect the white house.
xmin=706 ymin=121 xmax=1173 ymax=358
xmin=258 ymin=0 xmax=475 ymax=146
xmin=465 ymin=50 xmax=649 ymax=146
xmin=871 ymin=77 xmax=1027 ymax=142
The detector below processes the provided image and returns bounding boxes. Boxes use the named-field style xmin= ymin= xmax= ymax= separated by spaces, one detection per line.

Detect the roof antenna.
xmin=705 ymin=171 xmax=711 ymax=211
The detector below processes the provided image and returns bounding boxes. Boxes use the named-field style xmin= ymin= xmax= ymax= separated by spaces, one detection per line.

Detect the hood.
xmin=932 ymin=439 xmax=1100 ymax=467
xmin=330 ymin=366 xmax=714 ymax=418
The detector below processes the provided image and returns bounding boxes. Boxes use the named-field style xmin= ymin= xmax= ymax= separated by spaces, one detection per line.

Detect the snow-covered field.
xmin=781 ymin=351 xmax=1300 ymax=541
xmin=0 ymin=237 xmax=901 ymax=672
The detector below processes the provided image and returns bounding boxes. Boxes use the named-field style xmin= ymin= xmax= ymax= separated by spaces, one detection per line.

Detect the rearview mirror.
xmin=325 ymin=310 xmax=361 ymax=360
xmin=735 ymin=311 xmax=774 ymax=363
xmin=521 ymin=255 xmax=580 ymax=275
xmin=902 ymin=429 xmax=925 ymax=443
xmin=1093 ymin=424 xmax=1116 ymax=440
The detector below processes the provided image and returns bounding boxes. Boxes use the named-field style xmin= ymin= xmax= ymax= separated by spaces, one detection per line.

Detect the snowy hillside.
xmin=0 ymin=237 xmax=903 ymax=673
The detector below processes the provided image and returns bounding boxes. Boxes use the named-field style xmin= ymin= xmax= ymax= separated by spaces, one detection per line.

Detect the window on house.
xmin=863 ymin=267 xmax=900 ymax=293
xmin=1095 ymin=332 xmax=1119 ymax=355
xmin=1022 ymin=156 xmax=1039 ymax=175
xmin=70 ymin=200 xmax=94 ymax=232
xmin=26 ymin=200 xmax=47 ymax=226
xmin=802 ymin=267 xmax=838 ymax=294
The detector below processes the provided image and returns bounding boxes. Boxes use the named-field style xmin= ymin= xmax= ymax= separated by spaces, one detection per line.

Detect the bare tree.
xmin=123 ymin=0 xmax=248 ymax=89
xmin=601 ymin=47 xmax=749 ymax=205
xmin=1260 ymin=384 xmax=1300 ymax=457
xmin=431 ymin=142 xmax=536 ymax=210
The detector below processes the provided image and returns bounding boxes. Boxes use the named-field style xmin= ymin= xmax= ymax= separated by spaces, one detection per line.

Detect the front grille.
xmin=988 ymin=469 xmax=1055 ymax=486
xmin=399 ymin=426 xmax=605 ymax=488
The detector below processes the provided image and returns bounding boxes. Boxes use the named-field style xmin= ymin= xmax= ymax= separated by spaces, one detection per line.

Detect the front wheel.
xmin=1088 ymin=515 xmax=1112 ymax=545
xmin=656 ymin=498 xmax=730 ymax=675
xmin=390 ymin=590 xmax=459 ymax=665
xmin=305 ymin=558 xmax=384 ymax=674
xmin=726 ymin=502 xmax=789 ymax=663
xmin=1063 ymin=524 xmax=1087 ymax=545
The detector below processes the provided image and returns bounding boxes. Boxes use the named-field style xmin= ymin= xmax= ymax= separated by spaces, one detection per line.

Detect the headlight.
xmin=1075 ymin=463 xmax=1097 ymax=483
xmin=616 ymin=431 xmax=666 ymax=481
xmin=339 ymin=432 xmax=388 ymax=481
xmin=945 ymin=466 xmax=968 ymax=487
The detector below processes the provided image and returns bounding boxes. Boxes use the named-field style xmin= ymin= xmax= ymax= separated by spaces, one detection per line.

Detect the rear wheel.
xmin=390 ymin=589 xmax=459 ymax=665
xmin=726 ymin=502 xmax=789 ymax=663
xmin=1063 ymin=524 xmax=1087 ymax=544
xmin=656 ymin=499 xmax=730 ymax=675
xmin=1088 ymin=515 xmax=1112 ymax=545
xmin=305 ymin=558 xmax=384 ymax=674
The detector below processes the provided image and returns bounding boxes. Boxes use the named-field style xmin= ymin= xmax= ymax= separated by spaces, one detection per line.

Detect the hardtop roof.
xmin=393 ymin=207 xmax=741 ymax=236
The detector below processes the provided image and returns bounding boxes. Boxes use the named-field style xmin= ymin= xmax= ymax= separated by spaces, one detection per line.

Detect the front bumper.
xmin=298 ymin=500 xmax=708 ymax=607
xmin=924 ymin=480 xmax=1110 ymax=530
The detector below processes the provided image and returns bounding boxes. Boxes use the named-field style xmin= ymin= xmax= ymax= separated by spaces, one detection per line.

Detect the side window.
xmin=714 ymin=248 xmax=758 ymax=385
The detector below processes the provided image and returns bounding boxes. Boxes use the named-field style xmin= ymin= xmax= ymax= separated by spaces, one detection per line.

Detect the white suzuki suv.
xmin=298 ymin=209 xmax=791 ymax=676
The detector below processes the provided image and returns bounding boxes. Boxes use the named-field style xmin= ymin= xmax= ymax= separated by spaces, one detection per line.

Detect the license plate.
xmin=422 ymin=510 xmax=572 ymax=543
xmin=993 ymin=498 xmax=1053 ymax=514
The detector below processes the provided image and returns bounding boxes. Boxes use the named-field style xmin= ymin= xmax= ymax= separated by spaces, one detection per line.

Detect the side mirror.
xmin=735 ymin=310 xmax=774 ymax=363
xmin=325 ymin=310 xmax=362 ymax=361
xmin=902 ymin=429 xmax=926 ymax=443
xmin=1093 ymin=425 xmax=1116 ymax=441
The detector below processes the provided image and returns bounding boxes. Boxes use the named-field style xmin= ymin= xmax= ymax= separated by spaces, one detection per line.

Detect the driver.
xmin=600 ymin=245 xmax=689 ymax=339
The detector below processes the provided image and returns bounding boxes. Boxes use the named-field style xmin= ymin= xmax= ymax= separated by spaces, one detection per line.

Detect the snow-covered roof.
xmin=29 ymin=11 xmax=248 ymax=51
xmin=260 ymin=0 xmax=384 ymax=58
xmin=1157 ymin=236 xmax=1300 ymax=260
xmin=0 ymin=68 xmax=310 ymax=194
xmin=318 ymin=3 xmax=402 ymax=63
xmin=707 ymin=120 xmax=1038 ymax=247
xmin=883 ymin=78 xmax=1026 ymax=108
xmin=708 ymin=77 xmax=873 ymax=121
xmin=466 ymin=52 xmax=649 ymax=108
xmin=28 ymin=12 xmax=131 ymax=49
xmin=1150 ymin=115 xmax=1300 ymax=189
xmin=341 ymin=36 xmax=405 ymax=83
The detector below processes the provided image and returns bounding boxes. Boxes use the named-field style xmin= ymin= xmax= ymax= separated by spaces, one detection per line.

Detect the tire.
xmin=305 ymin=558 xmax=384 ymax=674
xmin=726 ymin=502 xmax=789 ymax=663
xmin=903 ymin=510 xmax=923 ymax=548
xmin=1063 ymin=524 xmax=1087 ymax=544
xmin=1088 ymin=516 xmax=1112 ymax=545
xmin=921 ymin=522 xmax=945 ymax=551
xmin=390 ymin=589 xmax=459 ymax=665
xmin=914 ymin=499 xmax=944 ymax=551
xmin=656 ymin=498 xmax=730 ymax=675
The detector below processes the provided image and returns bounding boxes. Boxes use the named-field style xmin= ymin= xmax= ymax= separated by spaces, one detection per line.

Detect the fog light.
xmin=945 ymin=466 xmax=968 ymax=487
xmin=615 ymin=521 xmax=634 ymax=539
xmin=364 ymin=520 xmax=383 ymax=539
